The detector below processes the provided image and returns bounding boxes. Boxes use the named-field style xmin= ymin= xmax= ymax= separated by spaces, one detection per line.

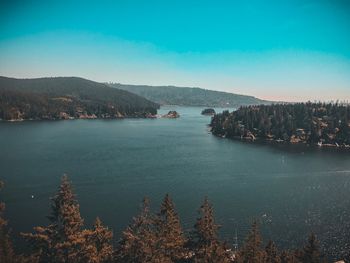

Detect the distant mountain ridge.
xmin=108 ymin=83 xmax=270 ymax=107
xmin=0 ymin=76 xmax=159 ymax=120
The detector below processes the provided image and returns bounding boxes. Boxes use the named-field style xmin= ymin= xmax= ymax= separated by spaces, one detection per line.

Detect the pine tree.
xmin=237 ymin=220 xmax=266 ymax=263
xmin=0 ymin=181 xmax=18 ymax=263
xmin=191 ymin=197 xmax=230 ymax=263
xmin=265 ymin=240 xmax=280 ymax=263
xmin=280 ymin=250 xmax=299 ymax=263
xmin=300 ymin=233 xmax=321 ymax=263
xmin=22 ymin=175 xmax=86 ymax=263
xmin=115 ymin=197 xmax=157 ymax=263
xmin=81 ymin=217 xmax=113 ymax=263
xmin=156 ymin=194 xmax=186 ymax=262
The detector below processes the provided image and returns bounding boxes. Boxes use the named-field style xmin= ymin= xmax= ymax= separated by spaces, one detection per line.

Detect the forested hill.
xmin=211 ymin=103 xmax=350 ymax=147
xmin=108 ymin=83 xmax=269 ymax=107
xmin=0 ymin=76 xmax=159 ymax=121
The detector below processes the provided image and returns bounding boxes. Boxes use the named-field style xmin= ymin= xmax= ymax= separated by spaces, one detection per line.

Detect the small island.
xmin=162 ymin=110 xmax=180 ymax=118
xmin=210 ymin=102 xmax=350 ymax=148
xmin=201 ymin=108 xmax=216 ymax=115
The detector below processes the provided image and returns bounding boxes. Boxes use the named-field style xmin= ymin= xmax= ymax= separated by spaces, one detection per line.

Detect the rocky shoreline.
xmin=213 ymin=131 xmax=350 ymax=149
xmin=1 ymin=110 xmax=182 ymax=122
xmin=1 ymin=113 xmax=161 ymax=122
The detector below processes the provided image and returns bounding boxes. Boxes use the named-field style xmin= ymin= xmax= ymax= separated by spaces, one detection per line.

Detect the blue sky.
xmin=1 ymin=0 xmax=350 ymax=101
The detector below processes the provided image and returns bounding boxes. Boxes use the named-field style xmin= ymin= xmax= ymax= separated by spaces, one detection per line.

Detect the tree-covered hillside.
xmin=211 ymin=102 xmax=350 ymax=147
xmin=109 ymin=83 xmax=269 ymax=107
xmin=0 ymin=76 xmax=159 ymax=120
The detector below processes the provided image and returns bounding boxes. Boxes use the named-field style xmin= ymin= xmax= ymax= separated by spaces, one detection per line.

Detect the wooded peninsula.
xmin=211 ymin=103 xmax=350 ymax=148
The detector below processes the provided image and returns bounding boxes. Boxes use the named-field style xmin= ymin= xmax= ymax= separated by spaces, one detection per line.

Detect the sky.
xmin=0 ymin=0 xmax=350 ymax=102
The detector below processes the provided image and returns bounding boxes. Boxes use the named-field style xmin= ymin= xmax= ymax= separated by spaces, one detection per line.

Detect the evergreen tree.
xmin=1 ymin=174 xmax=332 ymax=263
xmin=115 ymin=197 xmax=157 ymax=263
xmin=22 ymin=175 xmax=85 ymax=263
xmin=300 ymin=233 xmax=321 ymax=263
xmin=0 ymin=181 xmax=18 ymax=263
xmin=265 ymin=240 xmax=280 ymax=263
xmin=156 ymin=194 xmax=186 ymax=262
xmin=81 ymin=217 xmax=113 ymax=263
xmin=280 ymin=250 xmax=300 ymax=263
xmin=191 ymin=197 xmax=230 ymax=263
xmin=237 ymin=220 xmax=266 ymax=263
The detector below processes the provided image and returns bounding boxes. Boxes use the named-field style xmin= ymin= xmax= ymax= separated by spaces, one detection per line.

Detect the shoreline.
xmin=0 ymin=115 xmax=158 ymax=122
xmin=212 ymin=132 xmax=350 ymax=150
xmin=0 ymin=112 xmax=182 ymax=122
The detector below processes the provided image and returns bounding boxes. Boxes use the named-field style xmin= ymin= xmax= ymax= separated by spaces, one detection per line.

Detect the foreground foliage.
xmin=0 ymin=176 xmax=339 ymax=262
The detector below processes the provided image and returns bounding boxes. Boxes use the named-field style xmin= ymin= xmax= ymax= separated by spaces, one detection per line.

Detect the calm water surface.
xmin=1 ymin=106 xmax=350 ymax=259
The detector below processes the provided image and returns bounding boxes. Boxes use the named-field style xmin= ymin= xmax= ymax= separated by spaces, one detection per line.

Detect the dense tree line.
xmin=211 ymin=102 xmax=350 ymax=146
xmin=0 ymin=76 xmax=159 ymax=120
xmin=0 ymin=176 xmax=334 ymax=263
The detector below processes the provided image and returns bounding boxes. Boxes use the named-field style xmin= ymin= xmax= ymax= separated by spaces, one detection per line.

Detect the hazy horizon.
xmin=1 ymin=0 xmax=350 ymax=102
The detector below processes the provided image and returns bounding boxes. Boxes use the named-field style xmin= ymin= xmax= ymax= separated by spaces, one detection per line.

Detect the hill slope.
xmin=109 ymin=83 xmax=269 ymax=107
xmin=0 ymin=76 xmax=159 ymax=120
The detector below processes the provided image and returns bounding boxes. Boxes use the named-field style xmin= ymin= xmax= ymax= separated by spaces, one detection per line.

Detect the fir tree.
xmin=237 ymin=220 xmax=266 ymax=263
xmin=0 ymin=181 xmax=18 ymax=263
xmin=300 ymin=233 xmax=321 ymax=263
xmin=22 ymin=175 xmax=86 ymax=263
xmin=280 ymin=250 xmax=300 ymax=263
xmin=156 ymin=194 xmax=186 ymax=262
xmin=115 ymin=197 xmax=157 ymax=263
xmin=265 ymin=240 xmax=280 ymax=263
xmin=81 ymin=217 xmax=113 ymax=263
xmin=191 ymin=197 xmax=230 ymax=263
